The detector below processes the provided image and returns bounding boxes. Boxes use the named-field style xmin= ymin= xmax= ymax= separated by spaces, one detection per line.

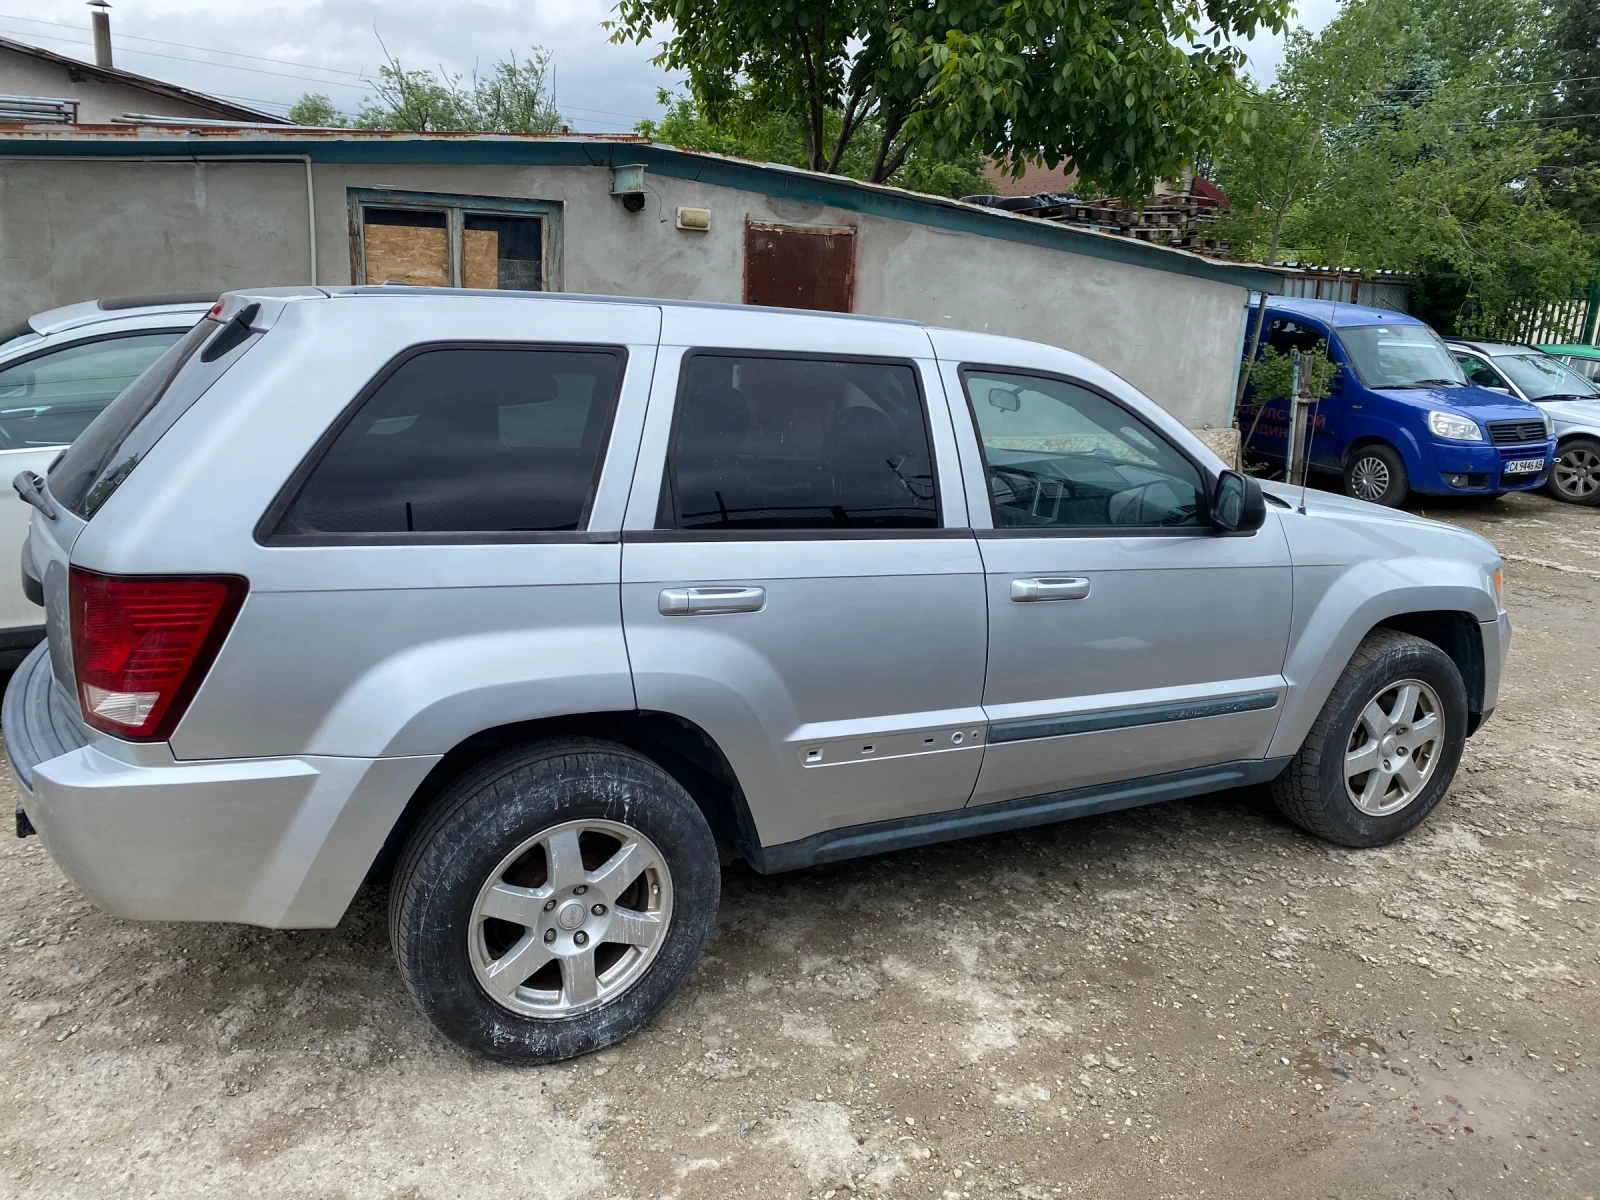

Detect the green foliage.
xmin=1212 ymin=0 xmax=1599 ymax=336
xmin=635 ymin=89 xmax=995 ymax=198
xmin=291 ymin=43 xmax=563 ymax=134
xmin=287 ymin=93 xmax=346 ymax=127
xmin=1543 ymin=0 xmax=1600 ymax=232
xmin=1249 ymin=341 xmax=1338 ymax=405
xmin=608 ymin=0 xmax=1291 ymax=198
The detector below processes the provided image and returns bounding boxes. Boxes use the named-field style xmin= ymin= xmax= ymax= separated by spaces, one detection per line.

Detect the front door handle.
xmin=1010 ymin=576 xmax=1090 ymax=602
xmin=659 ymin=586 xmax=767 ymax=615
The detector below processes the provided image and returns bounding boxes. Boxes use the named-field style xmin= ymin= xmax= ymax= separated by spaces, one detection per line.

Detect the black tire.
xmin=390 ymin=737 xmax=720 ymax=1063
xmin=1269 ymin=629 xmax=1467 ymax=847
xmin=1547 ymin=436 xmax=1600 ymax=506
xmin=1343 ymin=442 xmax=1409 ymax=507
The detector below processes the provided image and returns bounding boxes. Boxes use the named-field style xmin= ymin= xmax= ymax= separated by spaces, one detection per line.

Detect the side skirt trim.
xmin=744 ymin=757 xmax=1292 ymax=874
xmin=988 ymin=691 xmax=1281 ymax=745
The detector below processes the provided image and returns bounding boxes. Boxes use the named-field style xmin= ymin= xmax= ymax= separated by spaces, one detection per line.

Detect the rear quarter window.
xmin=265 ymin=344 xmax=625 ymax=541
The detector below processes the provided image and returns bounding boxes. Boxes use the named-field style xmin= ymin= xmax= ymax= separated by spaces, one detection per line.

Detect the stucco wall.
xmin=0 ymin=159 xmax=311 ymax=322
xmin=0 ymin=156 xmax=1249 ymax=428
xmin=0 ymin=48 xmax=247 ymax=124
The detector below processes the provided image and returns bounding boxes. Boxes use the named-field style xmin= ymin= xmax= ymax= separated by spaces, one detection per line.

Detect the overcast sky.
xmin=2 ymin=0 xmax=1340 ymax=130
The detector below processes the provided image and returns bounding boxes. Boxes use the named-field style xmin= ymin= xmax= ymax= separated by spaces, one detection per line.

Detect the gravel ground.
xmin=1 ymin=488 xmax=1597 ymax=1200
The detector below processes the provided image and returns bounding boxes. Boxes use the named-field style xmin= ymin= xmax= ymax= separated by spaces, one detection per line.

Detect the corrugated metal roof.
xmin=0 ymin=124 xmax=1284 ymax=292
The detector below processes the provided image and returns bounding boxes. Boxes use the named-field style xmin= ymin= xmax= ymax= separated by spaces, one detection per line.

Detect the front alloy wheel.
xmin=1343 ymin=679 xmax=1444 ymax=816
xmin=1269 ymin=629 xmax=1466 ymax=847
xmin=1549 ymin=438 xmax=1600 ymax=506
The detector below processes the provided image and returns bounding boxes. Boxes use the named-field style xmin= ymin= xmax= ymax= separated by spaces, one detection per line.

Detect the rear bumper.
xmin=4 ymin=644 xmax=438 ymax=928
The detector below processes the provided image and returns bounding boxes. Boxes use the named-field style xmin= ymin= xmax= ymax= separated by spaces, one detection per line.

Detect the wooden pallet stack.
xmin=1004 ymin=190 xmax=1226 ymax=251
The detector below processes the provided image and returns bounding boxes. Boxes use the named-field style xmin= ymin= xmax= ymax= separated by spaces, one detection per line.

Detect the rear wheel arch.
xmin=368 ymin=711 xmax=756 ymax=885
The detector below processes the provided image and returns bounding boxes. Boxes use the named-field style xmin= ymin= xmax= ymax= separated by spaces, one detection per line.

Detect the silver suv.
xmin=5 ymin=288 xmax=1510 ymax=1063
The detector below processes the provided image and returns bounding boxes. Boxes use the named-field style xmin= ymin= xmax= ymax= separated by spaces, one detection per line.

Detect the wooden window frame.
xmin=347 ymin=189 xmax=564 ymax=291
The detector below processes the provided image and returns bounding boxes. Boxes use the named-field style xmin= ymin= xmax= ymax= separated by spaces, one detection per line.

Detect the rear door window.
xmin=659 ymin=354 xmax=939 ymax=530
xmin=270 ymin=345 xmax=624 ymax=539
xmin=0 ymin=331 xmax=188 ymax=451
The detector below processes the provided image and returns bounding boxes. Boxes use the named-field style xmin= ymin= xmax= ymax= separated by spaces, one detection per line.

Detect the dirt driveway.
xmin=1 ymin=490 xmax=1596 ymax=1200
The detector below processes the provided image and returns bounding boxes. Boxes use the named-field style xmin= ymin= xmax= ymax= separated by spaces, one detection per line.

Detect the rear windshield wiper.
xmin=12 ymin=470 xmax=57 ymax=520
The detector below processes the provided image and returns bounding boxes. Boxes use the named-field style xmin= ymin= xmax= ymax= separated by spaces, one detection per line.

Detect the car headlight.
xmin=1543 ymin=409 xmax=1555 ymax=437
xmin=1428 ymin=410 xmax=1483 ymax=441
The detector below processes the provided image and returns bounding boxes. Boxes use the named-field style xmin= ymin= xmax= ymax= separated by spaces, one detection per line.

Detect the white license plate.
xmin=1504 ymin=458 xmax=1545 ymax=474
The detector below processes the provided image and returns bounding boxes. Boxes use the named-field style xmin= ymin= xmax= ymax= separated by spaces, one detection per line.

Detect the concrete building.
xmin=0 ymin=37 xmax=284 ymax=126
xmin=0 ymin=126 xmax=1278 ymax=441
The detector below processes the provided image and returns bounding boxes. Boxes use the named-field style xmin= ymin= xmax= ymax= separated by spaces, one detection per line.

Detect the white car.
xmin=0 ymin=296 xmax=212 ymax=664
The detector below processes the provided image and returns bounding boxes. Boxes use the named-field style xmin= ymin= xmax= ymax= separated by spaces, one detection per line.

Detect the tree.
xmin=1215 ymin=0 xmax=1597 ymax=358
xmin=289 ymin=43 xmax=562 ymax=134
xmin=607 ymin=0 xmax=1291 ymax=199
xmin=287 ymin=93 xmax=347 ymax=127
xmin=634 ymin=89 xmax=996 ymax=199
xmin=1211 ymin=0 xmax=1406 ymax=400
xmin=1544 ymin=0 xmax=1600 ymax=233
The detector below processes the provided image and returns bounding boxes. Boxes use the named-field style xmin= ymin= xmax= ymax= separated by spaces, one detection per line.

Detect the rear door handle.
xmin=1010 ymin=576 xmax=1090 ymax=602
xmin=659 ymin=586 xmax=767 ymax=615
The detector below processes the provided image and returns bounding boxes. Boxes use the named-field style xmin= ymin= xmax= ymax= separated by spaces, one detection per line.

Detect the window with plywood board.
xmin=744 ymin=222 xmax=856 ymax=313
xmin=349 ymin=190 xmax=560 ymax=291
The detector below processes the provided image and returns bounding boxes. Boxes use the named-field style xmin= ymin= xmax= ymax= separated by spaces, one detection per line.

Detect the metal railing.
xmin=0 ymin=95 xmax=80 ymax=124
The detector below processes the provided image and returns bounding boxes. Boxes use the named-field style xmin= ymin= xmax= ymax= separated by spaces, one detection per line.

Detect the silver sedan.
xmin=1446 ymin=339 xmax=1600 ymax=506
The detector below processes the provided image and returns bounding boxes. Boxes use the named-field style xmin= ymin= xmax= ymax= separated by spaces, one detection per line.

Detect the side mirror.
xmin=1327 ymin=369 xmax=1345 ymax=391
xmin=1212 ymin=470 xmax=1266 ymax=535
xmin=1486 ymin=385 xmax=1511 ymax=394
xmin=988 ymin=387 xmax=1020 ymax=412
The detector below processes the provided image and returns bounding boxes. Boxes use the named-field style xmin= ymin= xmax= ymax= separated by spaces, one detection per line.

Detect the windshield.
xmin=1339 ymin=323 xmax=1467 ymax=388
xmin=1496 ymin=352 xmax=1599 ymax=400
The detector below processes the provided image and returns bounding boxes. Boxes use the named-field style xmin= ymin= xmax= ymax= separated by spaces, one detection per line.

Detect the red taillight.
xmin=68 ymin=567 xmax=247 ymax=741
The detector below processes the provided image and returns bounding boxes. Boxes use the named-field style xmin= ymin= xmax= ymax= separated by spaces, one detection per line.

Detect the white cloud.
xmin=1239 ymin=0 xmax=1343 ymax=82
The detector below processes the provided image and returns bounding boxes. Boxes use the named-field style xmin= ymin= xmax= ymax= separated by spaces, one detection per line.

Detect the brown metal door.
xmin=744 ymin=222 xmax=856 ymax=312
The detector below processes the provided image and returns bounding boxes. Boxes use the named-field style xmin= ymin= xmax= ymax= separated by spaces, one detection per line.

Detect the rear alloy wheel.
xmin=1548 ymin=437 xmax=1600 ymax=506
xmin=468 ymin=818 xmax=673 ymax=1019
xmin=390 ymin=738 xmax=720 ymax=1063
xmin=1344 ymin=443 xmax=1409 ymax=507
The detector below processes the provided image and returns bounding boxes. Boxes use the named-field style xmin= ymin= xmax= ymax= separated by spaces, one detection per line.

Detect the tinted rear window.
xmin=49 ymin=318 xmax=258 ymax=519
xmin=270 ymin=346 xmax=624 ymax=538
xmin=660 ymin=354 xmax=939 ymax=530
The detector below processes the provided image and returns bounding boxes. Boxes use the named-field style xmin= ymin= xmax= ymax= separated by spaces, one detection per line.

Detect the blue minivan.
xmin=1239 ymin=298 xmax=1555 ymax=506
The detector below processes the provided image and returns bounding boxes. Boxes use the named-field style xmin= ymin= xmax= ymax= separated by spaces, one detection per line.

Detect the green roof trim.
xmin=0 ymin=131 xmax=1283 ymax=292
